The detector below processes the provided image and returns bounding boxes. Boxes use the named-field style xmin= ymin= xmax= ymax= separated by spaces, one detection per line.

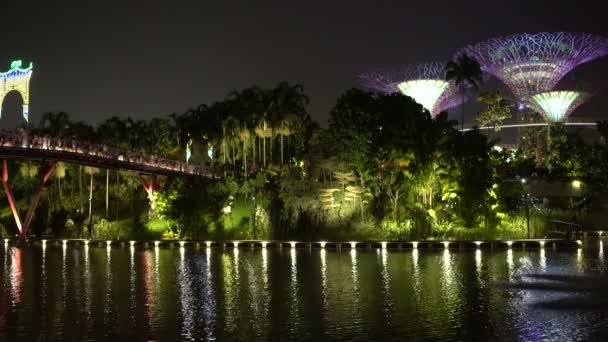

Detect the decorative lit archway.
xmin=0 ymin=60 xmax=33 ymax=122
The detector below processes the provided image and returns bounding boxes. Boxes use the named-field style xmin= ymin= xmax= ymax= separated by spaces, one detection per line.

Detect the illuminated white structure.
xmin=0 ymin=60 xmax=33 ymax=122
xmin=530 ymin=91 xmax=590 ymax=122
xmin=397 ymin=80 xmax=450 ymax=114
xmin=359 ymin=62 xmax=460 ymax=117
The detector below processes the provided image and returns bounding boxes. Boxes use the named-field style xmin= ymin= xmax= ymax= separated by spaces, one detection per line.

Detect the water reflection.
xmin=506 ymin=249 xmax=514 ymax=280
xmin=9 ymin=247 xmax=23 ymax=305
xmin=200 ymin=246 xmax=216 ymax=340
xmin=177 ymin=247 xmax=194 ymax=339
xmin=576 ymin=248 xmax=583 ymax=272
xmin=1 ymin=244 xmax=607 ymax=340
xmin=475 ymin=249 xmax=484 ymax=286
xmin=320 ymin=249 xmax=328 ymax=318
xmin=539 ymin=247 xmax=546 ymax=271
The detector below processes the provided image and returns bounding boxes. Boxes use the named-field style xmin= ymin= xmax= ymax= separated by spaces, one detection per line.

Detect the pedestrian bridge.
xmin=0 ymin=130 xmax=217 ymax=177
xmin=0 ymin=130 xmax=219 ymax=239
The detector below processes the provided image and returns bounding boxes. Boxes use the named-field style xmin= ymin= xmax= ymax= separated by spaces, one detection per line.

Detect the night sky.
xmin=2 ymin=0 xmax=607 ymax=128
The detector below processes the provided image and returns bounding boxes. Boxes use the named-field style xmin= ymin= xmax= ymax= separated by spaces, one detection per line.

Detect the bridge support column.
xmin=139 ymin=174 xmax=159 ymax=211
xmin=1 ymin=160 xmax=57 ymax=239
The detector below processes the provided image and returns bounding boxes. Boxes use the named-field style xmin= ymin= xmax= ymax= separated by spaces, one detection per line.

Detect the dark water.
xmin=1 ymin=241 xmax=607 ymax=341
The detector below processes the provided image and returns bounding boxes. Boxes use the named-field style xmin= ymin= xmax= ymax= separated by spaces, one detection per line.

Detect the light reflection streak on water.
xmin=412 ymin=249 xmax=421 ymax=297
xmin=320 ymin=249 xmax=328 ymax=316
xmin=576 ymin=248 xmax=583 ymax=272
xmin=260 ymin=248 xmax=270 ymax=330
xmin=440 ymin=249 xmax=457 ymax=311
xmin=142 ymin=251 xmax=156 ymax=329
xmin=129 ymin=246 xmax=136 ymax=323
xmin=539 ymin=248 xmax=546 ymax=271
xmin=506 ymin=249 xmax=514 ymax=281
xmin=40 ymin=243 xmax=47 ymax=330
xmin=380 ymin=249 xmax=392 ymax=321
xmin=262 ymin=248 xmax=268 ymax=285
xmin=104 ymin=244 xmax=112 ymax=331
xmin=350 ymin=249 xmax=361 ymax=328
xmin=222 ymin=249 xmax=238 ymax=332
xmin=475 ymin=249 xmax=483 ymax=285
xmin=9 ymin=247 xmax=23 ymax=305
xmin=201 ymin=246 xmax=216 ymax=340
xmin=599 ymin=240 xmax=604 ymax=260
xmin=288 ymin=248 xmax=299 ymax=331
xmin=62 ymin=243 xmax=67 ymax=310
xmin=84 ymin=244 xmax=92 ymax=330
xmin=178 ymin=247 xmax=194 ymax=339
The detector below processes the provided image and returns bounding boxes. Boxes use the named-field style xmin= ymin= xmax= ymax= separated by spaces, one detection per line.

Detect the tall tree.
xmin=475 ymin=90 xmax=514 ymax=131
xmin=446 ymin=54 xmax=483 ymax=132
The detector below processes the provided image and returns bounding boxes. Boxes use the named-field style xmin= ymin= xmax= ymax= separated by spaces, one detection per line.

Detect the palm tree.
xmin=84 ymin=166 xmax=99 ymax=237
xmin=54 ymin=162 xmax=67 ymax=204
xmin=268 ymin=82 xmax=309 ymax=165
xmin=446 ymin=54 xmax=483 ymax=132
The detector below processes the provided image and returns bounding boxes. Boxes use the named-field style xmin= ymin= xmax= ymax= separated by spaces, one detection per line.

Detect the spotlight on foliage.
xmin=460 ymin=32 xmax=608 ymax=101
xmin=358 ymin=62 xmax=461 ymax=117
xmin=530 ymin=91 xmax=590 ymax=122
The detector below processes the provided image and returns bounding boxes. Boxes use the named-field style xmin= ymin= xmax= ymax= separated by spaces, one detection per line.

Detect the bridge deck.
xmin=0 ymin=131 xmax=219 ymax=178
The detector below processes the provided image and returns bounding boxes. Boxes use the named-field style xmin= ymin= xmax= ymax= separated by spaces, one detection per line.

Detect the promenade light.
xmin=106 ymin=240 xmax=112 ymax=246
xmin=84 ymin=240 xmax=90 ymax=246
xmin=412 ymin=241 xmax=418 ymax=249
xmin=539 ymin=240 xmax=546 ymax=248
xmin=290 ymin=241 xmax=297 ymax=248
xmin=154 ymin=241 xmax=160 ymax=247
xmin=179 ymin=241 xmax=186 ymax=247
xmin=443 ymin=241 xmax=450 ymax=249
xmin=350 ymin=241 xmax=357 ymax=249
xmin=576 ymin=240 xmax=583 ymax=246
xmin=381 ymin=241 xmax=387 ymax=249
xmin=62 ymin=240 xmax=68 ymax=246
xmin=233 ymin=241 xmax=239 ymax=248
xmin=475 ymin=241 xmax=482 ymax=247
xmin=261 ymin=241 xmax=268 ymax=248
xmin=506 ymin=241 xmax=513 ymax=247
xmin=572 ymin=180 xmax=582 ymax=188
xmin=129 ymin=241 xmax=136 ymax=247
xmin=205 ymin=241 xmax=212 ymax=248
xmin=319 ymin=241 xmax=327 ymax=249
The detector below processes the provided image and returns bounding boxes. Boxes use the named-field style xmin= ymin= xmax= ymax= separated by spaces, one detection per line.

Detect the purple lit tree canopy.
xmin=358 ymin=62 xmax=460 ymax=117
xmin=460 ymin=32 xmax=608 ymax=102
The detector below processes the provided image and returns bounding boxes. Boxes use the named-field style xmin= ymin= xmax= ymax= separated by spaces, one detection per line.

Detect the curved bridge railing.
xmin=0 ymin=130 xmax=219 ymax=178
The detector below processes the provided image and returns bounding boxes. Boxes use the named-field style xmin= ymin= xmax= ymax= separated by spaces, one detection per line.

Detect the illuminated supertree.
xmin=358 ymin=62 xmax=460 ymax=117
xmin=460 ymin=32 xmax=608 ymax=102
xmin=530 ymin=90 xmax=590 ymax=122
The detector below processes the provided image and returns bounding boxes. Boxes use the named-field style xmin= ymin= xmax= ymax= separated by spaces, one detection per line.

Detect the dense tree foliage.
xmin=1 ymin=80 xmax=606 ymax=241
